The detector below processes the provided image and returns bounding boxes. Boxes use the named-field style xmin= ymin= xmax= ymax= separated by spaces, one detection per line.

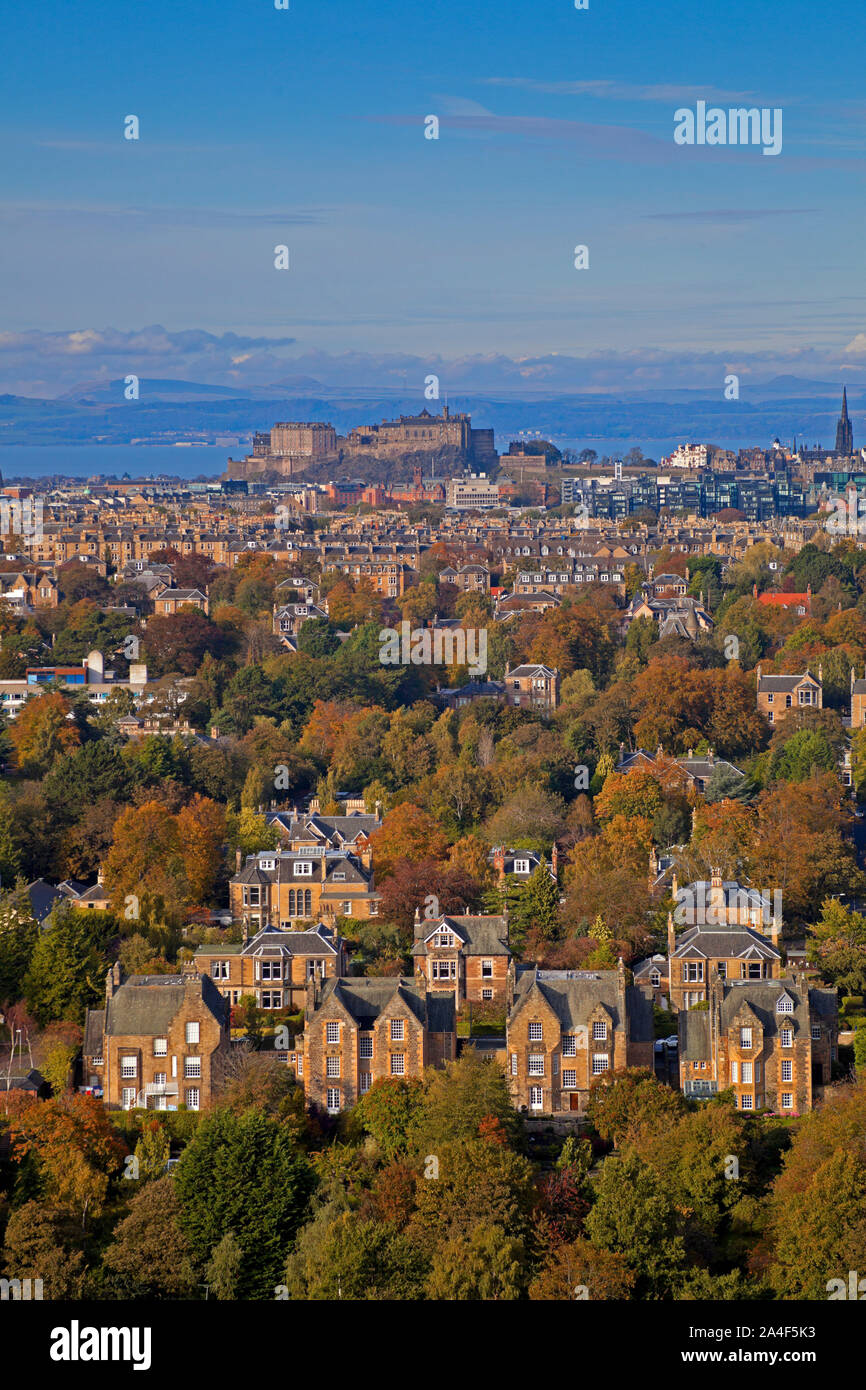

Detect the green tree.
xmin=413 ymin=1049 xmax=522 ymax=1152
xmin=0 ymin=880 xmax=38 ymax=1004
xmin=133 ymin=1121 xmax=171 ymax=1182
xmin=584 ymin=1149 xmax=687 ymax=1295
xmin=503 ymin=862 xmax=561 ymax=950
xmin=206 ymin=1230 xmax=244 ymax=1300
xmin=284 ymin=1211 xmax=428 ymax=1300
xmin=807 ymin=898 xmax=866 ymax=994
xmin=173 ymin=1108 xmax=314 ymax=1298
xmin=0 ymin=786 xmax=22 ymax=885
xmin=351 ymin=1077 xmax=425 ymax=1159
xmin=23 ymin=899 xmax=111 ymax=1025
xmin=425 ymin=1223 xmax=526 ymax=1300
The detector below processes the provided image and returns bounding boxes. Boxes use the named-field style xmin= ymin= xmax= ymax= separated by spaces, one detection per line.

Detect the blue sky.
xmin=1 ymin=0 xmax=864 ymax=395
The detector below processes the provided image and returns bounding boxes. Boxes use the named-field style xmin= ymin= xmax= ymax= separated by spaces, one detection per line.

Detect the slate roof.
xmin=102 ymin=973 xmax=226 ymax=1036
xmin=412 ymin=914 xmax=510 ymax=958
xmin=679 ymin=1008 xmax=710 ymax=1061
xmin=317 ymin=976 xmax=455 ymax=1032
xmin=672 ymin=924 xmax=781 ymax=961
xmin=509 ymin=967 xmax=654 ymax=1043
xmin=756 ymin=671 xmax=819 ymax=692
xmin=84 ymin=1009 xmax=106 ymax=1056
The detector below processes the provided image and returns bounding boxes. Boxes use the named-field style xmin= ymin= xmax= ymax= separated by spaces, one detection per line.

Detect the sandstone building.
xmin=83 ymin=966 xmax=230 ymax=1111
xmin=194 ymin=922 xmax=347 ymax=1012
xmin=679 ymin=975 xmax=838 ymax=1112
xmin=302 ymin=974 xmax=456 ymax=1113
xmin=505 ymin=961 xmax=654 ymax=1115
xmin=411 ymin=912 xmax=511 ymax=1007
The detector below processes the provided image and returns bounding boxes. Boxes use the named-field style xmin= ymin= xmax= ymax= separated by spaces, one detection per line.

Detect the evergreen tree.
xmin=23 ymin=898 xmax=110 ymax=1025
xmin=0 ymin=879 xmax=38 ymax=1005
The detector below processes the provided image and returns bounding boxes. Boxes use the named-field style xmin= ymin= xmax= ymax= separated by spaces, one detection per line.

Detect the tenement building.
xmin=678 ymin=975 xmax=838 ymax=1112
xmin=505 ymin=961 xmax=654 ymax=1116
xmin=302 ymin=974 xmax=456 ymax=1114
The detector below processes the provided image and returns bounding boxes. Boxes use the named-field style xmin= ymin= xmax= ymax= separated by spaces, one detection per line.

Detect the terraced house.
xmin=230 ymin=848 xmax=379 ymax=931
xmin=194 ymin=922 xmax=347 ymax=1011
xmin=678 ymin=975 xmax=838 ymax=1112
xmin=302 ymin=974 xmax=456 ymax=1113
xmin=505 ymin=961 xmax=654 ymax=1115
xmin=83 ymin=965 xmax=230 ymax=1111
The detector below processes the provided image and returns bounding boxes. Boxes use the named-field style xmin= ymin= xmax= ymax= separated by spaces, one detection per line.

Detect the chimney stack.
xmin=667 ymin=910 xmax=676 ymax=959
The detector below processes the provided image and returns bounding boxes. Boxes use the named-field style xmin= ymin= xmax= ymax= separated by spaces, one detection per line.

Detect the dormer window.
xmin=513 ymin=859 xmax=531 ymax=875
xmin=294 ymin=862 xmax=313 ymax=876
xmin=259 ymin=858 xmax=275 ymax=872
xmin=776 ymin=995 xmax=794 ymax=1013
xmin=740 ymin=1027 xmax=753 ymax=1049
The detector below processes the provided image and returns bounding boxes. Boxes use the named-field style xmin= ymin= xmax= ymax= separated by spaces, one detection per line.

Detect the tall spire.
xmin=835 ymin=386 xmax=854 ymax=456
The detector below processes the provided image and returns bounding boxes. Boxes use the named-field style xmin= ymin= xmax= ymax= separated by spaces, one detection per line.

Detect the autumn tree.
xmin=529 ymin=1237 xmax=635 ymax=1300
xmin=102 ymin=799 xmax=191 ymax=926
xmin=9 ymin=691 xmax=81 ymax=777
xmin=101 ymin=1175 xmax=199 ymax=1298
xmin=175 ymin=794 xmax=226 ymax=906
xmin=368 ymin=804 xmax=450 ymax=879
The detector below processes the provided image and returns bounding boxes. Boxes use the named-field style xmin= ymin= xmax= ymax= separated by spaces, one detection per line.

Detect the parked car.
xmin=664 ymin=1035 xmax=679 ymax=1050
xmin=654 ymin=1039 xmax=666 ymax=1053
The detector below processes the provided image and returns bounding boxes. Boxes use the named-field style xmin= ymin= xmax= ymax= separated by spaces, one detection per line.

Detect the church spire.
xmin=835 ymin=386 xmax=854 ymax=456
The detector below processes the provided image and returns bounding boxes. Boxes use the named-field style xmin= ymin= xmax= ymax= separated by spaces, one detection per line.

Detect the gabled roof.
xmin=672 ymin=925 xmax=781 ymax=961
xmin=509 ymin=967 xmax=654 ymax=1042
xmin=412 ymin=913 xmax=510 ymax=957
xmin=316 ymin=976 xmax=455 ymax=1032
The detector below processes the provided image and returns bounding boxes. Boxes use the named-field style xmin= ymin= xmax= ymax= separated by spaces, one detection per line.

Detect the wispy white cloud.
xmin=479 ymin=78 xmax=760 ymax=102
